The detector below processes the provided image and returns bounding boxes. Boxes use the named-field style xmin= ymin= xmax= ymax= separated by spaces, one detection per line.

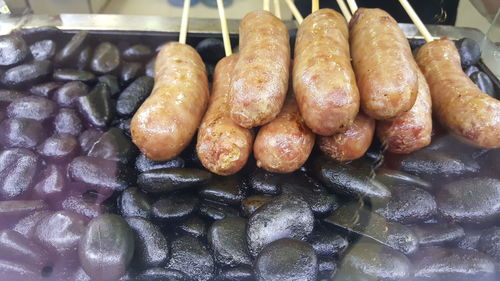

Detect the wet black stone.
xmin=151 ymin=194 xmax=198 ymax=221
xmin=1 ymin=60 xmax=52 ymax=88
xmin=88 ymin=127 xmax=137 ymax=164
xmin=195 ymin=38 xmax=225 ymax=64
xmin=166 ymin=235 xmax=215 ymax=281
xmin=90 ymin=42 xmax=120 ymax=74
xmin=53 ymin=81 xmax=89 ymax=107
xmin=412 ymin=223 xmax=465 ymax=247
xmin=248 ymin=169 xmax=283 ymax=195
xmin=0 ymin=200 xmax=48 ymax=226
xmin=12 ymin=210 xmax=52 ymax=239
xmin=113 ymin=118 xmax=131 ymax=136
xmin=76 ymin=83 xmax=114 ymax=127
xmin=120 ymin=62 xmax=143 ymax=84
xmin=0 ymin=229 xmax=49 ymax=270
xmin=78 ymin=128 xmax=103 ymax=153
xmin=470 ymin=71 xmax=495 ymax=97
xmin=0 ymin=34 xmax=29 ymax=66
xmin=412 ymin=247 xmax=496 ymax=281
xmin=0 ymin=259 xmax=39 ymax=280
xmin=478 ymin=227 xmax=500 ymax=264
xmin=33 ymin=164 xmax=66 ymax=200
xmin=465 ymin=65 xmax=480 ymax=76
xmin=119 ymin=187 xmax=151 ymax=219
xmin=135 ymin=153 xmax=185 ymax=173
xmin=97 ymin=74 xmax=120 ymax=96
xmin=215 ymin=266 xmax=254 ymax=281
xmin=0 ymin=90 xmax=26 ymax=105
xmin=199 ymin=200 xmax=239 ymax=221
xmin=53 ymin=108 xmax=83 ymax=136
xmin=61 ymin=194 xmax=107 ymax=219
xmin=375 ymin=167 xmax=432 ymax=191
xmin=0 ymin=148 xmax=39 ymax=199
xmin=53 ymin=68 xmax=96 ymax=83
xmin=29 ymin=81 xmax=62 ymax=97
xmin=30 ymin=39 xmax=56 ymax=61
xmin=255 ymin=238 xmax=317 ymax=281
xmin=79 ymin=214 xmax=135 ymax=281
xmin=123 ymin=44 xmax=153 ymax=61
xmin=456 ymin=228 xmax=481 ymax=250
xmin=178 ymin=216 xmax=207 ymax=238
xmin=69 ymin=156 xmax=131 ymax=191
xmin=126 ymin=217 xmax=169 ymax=268
xmin=208 ymin=217 xmax=252 ymax=267
xmin=136 ymin=268 xmax=190 ymax=281
xmin=0 ymin=118 xmax=45 ymax=149
xmin=318 ymin=259 xmax=337 ymax=280
xmin=247 ymin=194 xmax=314 ymax=257
xmin=34 ymin=210 xmax=87 ymax=256
xmin=138 ymin=168 xmax=212 ymax=193
xmin=374 ymin=184 xmax=437 ymax=224
xmin=7 ymin=95 xmax=56 ymax=121
xmin=456 ymin=37 xmax=481 ymax=68
xmin=37 ymin=133 xmax=79 ymax=162
xmin=77 ymin=46 xmax=92 ymax=70
xmin=240 ymin=195 xmax=274 ymax=217
xmin=116 ymin=76 xmax=153 ymax=116
xmin=145 ymin=57 xmax=155 ymax=77
xmin=55 ymin=31 xmax=88 ymax=65
xmin=199 ymin=175 xmax=246 ymax=205
xmin=334 ymin=240 xmax=411 ymax=281
xmin=324 ymin=203 xmax=419 ymax=255
xmin=19 ymin=26 xmax=62 ymax=44
xmin=436 ymin=178 xmax=500 ymax=224
xmin=310 ymin=156 xmax=391 ymax=203
xmin=309 ymin=229 xmax=348 ymax=258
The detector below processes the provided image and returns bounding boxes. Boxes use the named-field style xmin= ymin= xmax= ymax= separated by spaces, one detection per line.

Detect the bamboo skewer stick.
xmin=216 ymin=0 xmax=232 ymax=56
xmin=274 ymin=0 xmax=281 ymax=19
xmin=312 ymin=0 xmax=319 ymax=13
xmin=284 ymin=0 xmax=304 ymax=24
xmin=398 ymin=0 xmax=434 ymax=42
xmin=345 ymin=0 xmax=358 ymax=14
xmin=179 ymin=0 xmax=191 ymax=44
xmin=336 ymin=0 xmax=352 ymax=22
xmin=263 ymin=0 xmax=270 ymax=12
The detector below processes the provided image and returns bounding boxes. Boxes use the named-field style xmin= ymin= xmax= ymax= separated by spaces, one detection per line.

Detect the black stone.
xmin=18 ymin=26 xmax=62 ymax=44
xmin=195 ymin=38 xmax=225 ymax=64
xmin=12 ymin=210 xmax=52 ymax=239
xmin=1 ymin=60 xmax=52 ymax=88
xmin=0 ymin=200 xmax=47 ymax=226
xmin=114 ymin=118 xmax=131 ymax=136
xmin=456 ymin=228 xmax=482 ymax=250
xmin=78 ymin=128 xmax=103 ymax=153
xmin=76 ymin=83 xmax=114 ymax=127
xmin=456 ymin=37 xmax=481 ymax=68
xmin=53 ymin=68 xmax=96 ymax=83
xmin=68 ymin=156 xmax=131 ymax=191
xmin=116 ymin=76 xmax=153 ymax=116
xmin=436 ymin=178 xmax=500 ymax=224
xmin=126 ymin=217 xmax=169 ymax=268
xmin=0 ymin=148 xmax=38 ymax=199
xmin=0 ymin=229 xmax=49 ymax=268
xmin=208 ymin=217 xmax=252 ymax=267
xmin=137 ymin=168 xmax=212 ymax=193
xmin=123 ymin=44 xmax=152 ymax=61
xmin=97 ymin=74 xmax=120 ymax=96
xmin=33 ymin=164 xmax=66 ymax=200
xmin=77 ymin=46 xmax=92 ymax=70
xmin=0 ymin=34 xmax=29 ymax=66
xmin=0 ymin=90 xmax=26 ymax=105
xmin=120 ymin=62 xmax=143 ymax=84
xmin=30 ymin=39 xmax=56 ymax=61
xmin=412 ymin=223 xmax=465 ymax=246
xmin=29 ymin=81 xmax=62 ymax=97
xmin=199 ymin=200 xmax=239 ymax=221
xmin=79 ymin=214 xmax=135 ymax=281
xmin=53 ymin=108 xmax=83 ymax=136
xmin=309 ymin=229 xmax=348 ymax=258
xmin=53 ymin=81 xmax=89 ymax=107
xmin=375 ymin=167 xmax=432 ymax=190
xmin=0 ymin=259 xmax=39 ymax=280
xmin=255 ymin=238 xmax=317 ymax=281
xmin=166 ymin=235 xmax=215 ymax=281
xmin=61 ymin=194 xmax=107 ymax=219
xmin=55 ymin=31 xmax=88 ymax=65
xmin=145 ymin=57 xmax=155 ymax=77
xmin=465 ymin=65 xmax=480 ymax=76
xmin=470 ymin=71 xmax=495 ymax=97
xmin=248 ymin=169 xmax=283 ymax=195
xmin=199 ymin=174 xmax=246 ymax=205
xmin=0 ymin=118 xmax=45 ymax=149
xmin=88 ymin=127 xmax=137 ymax=164
xmin=136 ymin=268 xmax=189 ymax=281
xmin=178 ymin=216 xmax=207 ymax=238
xmin=135 ymin=153 xmax=185 ymax=173
xmin=247 ymin=194 xmax=314 ymax=257
xmin=151 ymin=194 xmax=198 ymax=221
xmin=477 ymin=227 xmax=500 ymax=264
xmin=119 ymin=187 xmax=151 ymax=219
xmin=7 ymin=95 xmax=56 ymax=121
xmin=36 ymin=133 xmax=79 ymax=162
xmin=90 ymin=42 xmax=120 ymax=74
xmin=215 ymin=266 xmax=254 ymax=281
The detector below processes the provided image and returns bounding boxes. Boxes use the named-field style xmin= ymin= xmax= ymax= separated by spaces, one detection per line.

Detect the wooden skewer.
xmin=284 ymin=0 xmax=304 ymax=24
xmin=312 ymin=0 xmax=319 ymax=13
xmin=398 ymin=0 xmax=434 ymax=42
xmin=179 ymin=0 xmax=191 ymax=44
xmin=274 ymin=0 xmax=281 ymax=19
xmin=263 ymin=0 xmax=270 ymax=12
xmin=216 ymin=0 xmax=232 ymax=56
xmin=336 ymin=0 xmax=351 ymax=22
xmin=345 ymin=0 xmax=358 ymax=14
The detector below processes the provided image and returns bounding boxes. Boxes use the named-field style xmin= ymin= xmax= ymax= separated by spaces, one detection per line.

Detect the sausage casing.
xmin=350 ymin=8 xmax=418 ymax=120
xmin=377 ymin=67 xmax=432 ymax=154
xmin=318 ymin=113 xmax=375 ymax=162
xmin=131 ymin=42 xmax=209 ymax=160
xmin=293 ymin=9 xmax=359 ymax=136
xmin=253 ymin=92 xmax=315 ymax=173
xmin=229 ymin=10 xmax=290 ymax=128
xmin=416 ymin=39 xmax=500 ymax=149
xmin=196 ymin=55 xmax=253 ymax=175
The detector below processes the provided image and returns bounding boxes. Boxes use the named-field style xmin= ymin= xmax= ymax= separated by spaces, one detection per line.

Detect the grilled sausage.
xmin=131 ymin=42 xmax=209 ymax=160
xmin=416 ymin=39 xmax=500 ymax=149
xmin=293 ymin=8 xmax=359 ymax=136
xmin=350 ymin=8 xmax=418 ymax=120
xmin=318 ymin=113 xmax=375 ymax=162
xmin=196 ymin=55 xmax=253 ymax=175
xmin=253 ymin=91 xmax=315 ymax=173
xmin=377 ymin=67 xmax=432 ymax=154
xmin=229 ymin=10 xmax=290 ymax=128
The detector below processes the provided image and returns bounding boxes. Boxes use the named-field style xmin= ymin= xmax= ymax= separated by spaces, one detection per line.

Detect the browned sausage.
xmin=229 ymin=10 xmax=290 ymax=128
xmin=131 ymin=42 xmax=209 ymax=160
xmin=293 ymin=8 xmax=360 ymax=136
xmin=196 ymin=55 xmax=253 ymax=175
xmin=416 ymin=39 xmax=500 ymax=149
xmin=376 ymin=67 xmax=432 ymax=154
xmin=350 ymin=8 xmax=418 ymax=120
xmin=253 ymin=91 xmax=315 ymax=173
xmin=318 ymin=113 xmax=375 ymax=162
